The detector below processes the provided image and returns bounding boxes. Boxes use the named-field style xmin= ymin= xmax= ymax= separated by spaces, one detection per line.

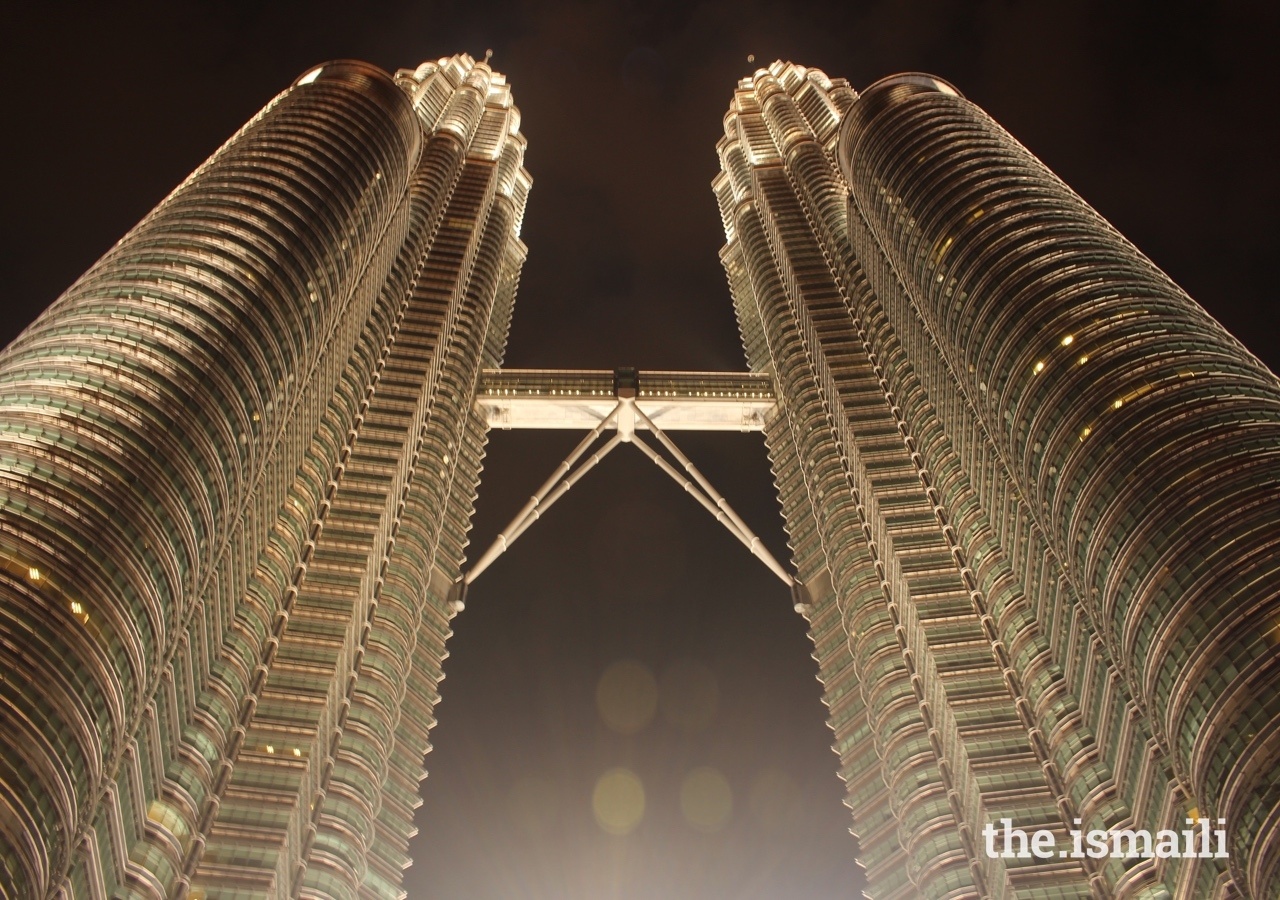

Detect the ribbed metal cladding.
xmin=718 ymin=64 xmax=1000 ymax=900
xmin=841 ymin=73 xmax=1280 ymax=897
xmin=0 ymin=59 xmax=418 ymax=898
xmin=0 ymin=52 xmax=531 ymax=900
xmin=718 ymin=59 xmax=1280 ymax=900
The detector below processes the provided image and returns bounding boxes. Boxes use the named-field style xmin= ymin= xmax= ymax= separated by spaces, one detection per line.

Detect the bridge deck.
xmin=476 ymin=368 xmax=777 ymax=431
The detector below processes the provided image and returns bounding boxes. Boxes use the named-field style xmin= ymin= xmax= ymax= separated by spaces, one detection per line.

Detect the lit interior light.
xmin=266 ymin=745 xmax=275 ymax=754
xmin=298 ymin=67 xmax=323 ymax=85
xmin=28 ymin=567 xmax=40 ymax=581
xmin=1113 ymin=399 xmax=1123 ymax=409
xmin=1061 ymin=335 xmax=1074 ymax=346
xmin=1078 ymin=355 xmax=1089 ymax=365
xmin=932 ymin=235 xmax=954 ymax=265
xmin=70 ymin=601 xmax=84 ymax=615
xmin=442 ymin=454 xmax=450 ymax=465
xmin=1033 ymin=361 xmax=1045 ymax=374
xmin=293 ymin=748 xmax=301 ymax=757
xmin=1081 ymin=427 xmax=1092 ymax=440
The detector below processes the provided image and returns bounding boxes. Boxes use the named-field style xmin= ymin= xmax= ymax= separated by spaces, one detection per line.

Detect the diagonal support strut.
xmin=453 ymin=368 xmax=808 ymax=617
xmin=463 ymin=403 xmax=623 ymax=587
xmin=630 ymin=408 xmax=793 ymax=587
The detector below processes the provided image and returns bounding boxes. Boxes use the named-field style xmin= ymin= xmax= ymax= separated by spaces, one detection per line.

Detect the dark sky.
xmin=2 ymin=2 xmax=1277 ymax=898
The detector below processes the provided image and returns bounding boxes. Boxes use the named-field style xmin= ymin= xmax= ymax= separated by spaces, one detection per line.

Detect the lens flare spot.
xmin=593 ymin=768 xmax=645 ymax=835
xmin=680 ymin=767 xmax=732 ymax=833
xmin=596 ymin=660 xmax=657 ymax=734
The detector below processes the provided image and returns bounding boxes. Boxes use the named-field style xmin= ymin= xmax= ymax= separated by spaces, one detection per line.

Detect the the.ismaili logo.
xmin=983 ymin=818 xmax=1229 ymax=860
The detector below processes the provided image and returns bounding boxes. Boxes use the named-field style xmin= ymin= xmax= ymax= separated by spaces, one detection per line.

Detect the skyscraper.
xmin=0 ymin=55 xmax=529 ymax=899
xmin=715 ymin=61 xmax=1280 ymax=899
xmin=4 ymin=46 xmax=1279 ymax=900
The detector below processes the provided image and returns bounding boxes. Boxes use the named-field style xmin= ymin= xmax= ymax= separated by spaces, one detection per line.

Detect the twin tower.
xmin=1 ymin=53 xmax=1277 ymax=900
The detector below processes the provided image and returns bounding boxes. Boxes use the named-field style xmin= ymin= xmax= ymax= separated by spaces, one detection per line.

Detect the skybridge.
xmin=476 ymin=368 xmax=777 ymax=431
xmin=460 ymin=367 xmax=807 ymax=610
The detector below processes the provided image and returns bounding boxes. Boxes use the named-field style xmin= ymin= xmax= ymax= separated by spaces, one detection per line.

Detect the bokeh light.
xmin=592 ymin=767 xmax=646 ymax=835
xmin=659 ymin=659 xmax=719 ymax=732
xmin=679 ymin=766 xmax=733 ymax=833
xmin=596 ymin=659 xmax=658 ymax=734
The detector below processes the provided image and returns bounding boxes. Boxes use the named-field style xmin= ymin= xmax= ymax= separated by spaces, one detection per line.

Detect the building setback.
xmin=715 ymin=61 xmax=1280 ymax=899
xmin=0 ymin=55 xmax=529 ymax=899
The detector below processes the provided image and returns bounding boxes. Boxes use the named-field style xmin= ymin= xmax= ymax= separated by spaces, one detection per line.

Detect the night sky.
xmin=2 ymin=2 xmax=1277 ymax=898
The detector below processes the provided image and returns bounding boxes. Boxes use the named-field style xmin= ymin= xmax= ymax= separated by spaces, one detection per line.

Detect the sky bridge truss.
xmin=458 ymin=367 xmax=802 ymax=609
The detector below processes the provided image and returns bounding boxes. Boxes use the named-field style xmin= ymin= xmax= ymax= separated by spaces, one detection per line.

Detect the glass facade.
xmin=0 ymin=54 xmax=529 ymax=900
xmin=716 ymin=62 xmax=1280 ymax=899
